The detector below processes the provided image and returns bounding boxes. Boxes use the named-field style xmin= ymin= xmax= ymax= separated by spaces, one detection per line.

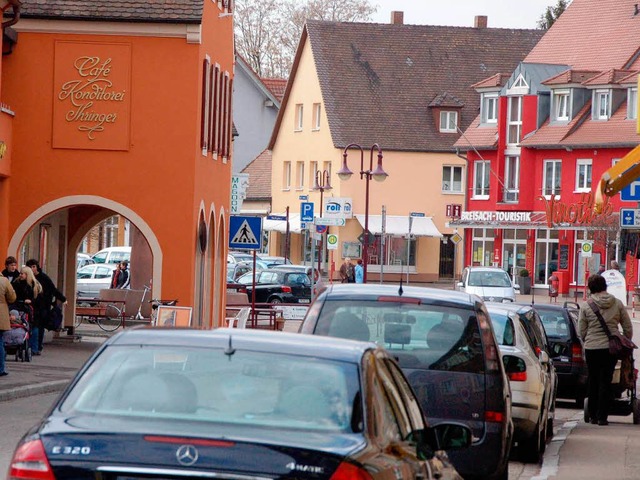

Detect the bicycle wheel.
xmin=73 ymin=314 xmax=83 ymax=328
xmin=97 ymin=304 xmax=123 ymax=332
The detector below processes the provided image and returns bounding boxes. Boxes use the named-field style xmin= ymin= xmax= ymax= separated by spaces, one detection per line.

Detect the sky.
xmin=371 ymin=0 xmax=556 ymax=29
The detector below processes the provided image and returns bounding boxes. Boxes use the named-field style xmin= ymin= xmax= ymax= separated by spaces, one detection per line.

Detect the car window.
xmin=260 ymin=272 xmax=277 ymax=283
xmin=315 ymin=300 xmax=485 ymax=373
xmin=468 ymin=270 xmax=511 ymax=287
xmin=539 ymin=310 xmax=571 ymax=339
xmin=487 ymin=312 xmax=516 ymax=346
xmin=95 ymin=267 xmax=113 ymax=278
xmin=92 ymin=252 xmax=108 ymax=263
xmin=286 ymin=273 xmax=310 ymax=285
xmin=109 ymin=251 xmax=130 ymax=263
xmin=375 ymin=357 xmax=414 ymax=440
xmin=76 ymin=266 xmax=95 ymax=279
xmin=382 ymin=357 xmax=425 ymax=432
xmin=236 ymin=273 xmax=254 ymax=285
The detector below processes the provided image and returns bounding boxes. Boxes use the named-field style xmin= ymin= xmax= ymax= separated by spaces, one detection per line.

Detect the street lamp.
xmin=338 ymin=143 xmax=387 ymax=283
xmin=312 ymin=169 xmax=332 ymax=276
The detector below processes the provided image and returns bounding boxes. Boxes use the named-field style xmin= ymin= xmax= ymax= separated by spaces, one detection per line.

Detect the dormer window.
xmin=593 ymin=89 xmax=610 ymax=120
xmin=481 ymin=93 xmax=498 ymax=124
xmin=439 ymin=111 xmax=458 ymax=133
xmin=553 ymin=90 xmax=570 ymax=121
xmin=628 ymin=88 xmax=637 ymax=120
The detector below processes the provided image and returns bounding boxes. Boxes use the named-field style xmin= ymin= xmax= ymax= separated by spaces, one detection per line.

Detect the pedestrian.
xmin=0 ymin=273 xmax=17 ymax=376
xmin=597 ymin=264 xmax=606 ymax=274
xmin=610 ymin=260 xmax=620 ymax=271
xmin=110 ymin=262 xmax=122 ymax=289
xmin=13 ymin=266 xmax=42 ymax=355
xmin=1 ymin=256 xmax=20 ymax=284
xmin=25 ymin=259 xmax=67 ymax=354
xmin=578 ymin=274 xmax=633 ymax=426
xmin=339 ymin=257 xmax=354 ymax=283
xmin=355 ymin=259 xmax=364 ymax=284
xmin=118 ymin=260 xmax=130 ymax=289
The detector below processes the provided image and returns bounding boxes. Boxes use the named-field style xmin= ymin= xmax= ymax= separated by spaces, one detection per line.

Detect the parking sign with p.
xmin=301 ymin=202 xmax=314 ymax=222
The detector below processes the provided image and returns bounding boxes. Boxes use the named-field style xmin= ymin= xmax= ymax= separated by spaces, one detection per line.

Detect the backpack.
xmin=45 ymin=304 xmax=63 ymax=331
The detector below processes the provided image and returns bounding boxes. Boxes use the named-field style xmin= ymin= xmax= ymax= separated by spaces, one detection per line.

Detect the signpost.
xmin=300 ymin=202 xmax=314 ymax=222
xmin=266 ymin=214 xmax=287 ymax=221
xmin=620 ymin=208 xmax=640 ymax=228
xmin=327 ymin=234 xmax=338 ymax=250
xmin=314 ymin=217 xmax=346 ymax=226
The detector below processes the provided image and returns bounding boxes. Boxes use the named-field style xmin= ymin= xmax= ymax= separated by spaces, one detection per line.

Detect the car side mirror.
xmin=539 ymin=350 xmax=550 ymax=364
xmin=514 ymin=284 xmax=521 ymax=291
xmin=431 ymin=423 xmax=472 ymax=451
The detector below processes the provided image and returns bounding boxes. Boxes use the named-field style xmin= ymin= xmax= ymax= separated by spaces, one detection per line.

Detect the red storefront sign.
xmin=538 ymin=192 xmax=613 ymax=228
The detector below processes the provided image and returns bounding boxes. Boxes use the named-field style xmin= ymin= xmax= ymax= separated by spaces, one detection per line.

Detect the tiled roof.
xmin=271 ymin=21 xmax=543 ymax=152
xmin=453 ymin=115 xmax=498 ymax=150
xmin=581 ymin=69 xmax=638 ymax=86
xmin=618 ymin=71 xmax=640 ymax=84
xmin=262 ymin=78 xmax=287 ymax=103
xmin=241 ymin=149 xmax=272 ymax=200
xmin=429 ymin=92 xmax=464 ymax=108
xmin=525 ymin=0 xmax=640 ymax=70
xmin=541 ymin=69 xmax=601 ymax=86
xmin=16 ymin=0 xmax=204 ymax=23
xmin=471 ymin=73 xmax=510 ymax=89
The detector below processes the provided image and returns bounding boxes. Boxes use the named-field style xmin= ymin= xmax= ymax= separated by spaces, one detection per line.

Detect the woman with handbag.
xmin=579 ymin=274 xmax=633 ymax=425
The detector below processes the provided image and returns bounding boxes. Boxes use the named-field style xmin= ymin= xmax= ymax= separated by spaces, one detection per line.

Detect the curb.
xmin=0 ymin=379 xmax=69 ymax=403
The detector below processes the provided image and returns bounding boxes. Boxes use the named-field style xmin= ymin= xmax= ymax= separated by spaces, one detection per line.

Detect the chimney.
xmin=390 ymin=11 xmax=404 ymax=25
xmin=474 ymin=15 xmax=488 ymax=28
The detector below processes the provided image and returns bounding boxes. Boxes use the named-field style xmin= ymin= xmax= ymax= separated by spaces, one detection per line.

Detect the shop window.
xmin=543 ymin=160 xmax=562 ymax=197
xmin=535 ymin=229 xmax=559 ymax=285
xmin=472 ymin=228 xmax=495 ymax=266
xmin=575 ymin=159 xmax=592 ymax=192
xmin=473 ymin=161 xmax=490 ymax=199
xmin=442 ymin=166 xmax=463 ymax=193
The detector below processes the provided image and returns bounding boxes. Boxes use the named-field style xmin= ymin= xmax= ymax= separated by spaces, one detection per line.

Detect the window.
xmin=294 ymin=104 xmax=303 ymax=131
xmin=504 ymin=156 xmax=520 ymax=202
xmin=312 ymin=103 xmax=321 ymax=130
xmin=554 ymin=90 xmax=570 ymax=121
xmin=283 ymin=161 xmax=291 ymax=190
xmin=575 ymin=159 xmax=592 ymax=192
xmin=481 ymin=94 xmax=498 ymax=124
xmin=309 ymin=161 xmax=318 ymax=188
xmin=296 ymin=161 xmax=305 ymax=189
xmin=507 ymin=96 xmax=522 ymax=145
xmin=534 ymin=229 xmax=559 ymax=285
xmin=323 ymin=161 xmax=331 ymax=179
xmin=628 ymin=88 xmax=638 ymax=120
xmin=473 ymin=160 xmax=490 ymax=198
xmin=442 ymin=166 xmax=463 ymax=193
xmin=593 ymin=90 xmax=610 ymax=120
xmin=543 ymin=160 xmax=562 ymax=197
xmin=472 ymin=228 xmax=495 ymax=266
xmin=439 ymin=111 xmax=458 ymax=133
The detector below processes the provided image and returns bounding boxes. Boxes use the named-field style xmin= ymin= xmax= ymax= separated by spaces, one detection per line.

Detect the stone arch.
xmin=215 ymin=207 xmax=227 ymax=326
xmin=193 ymin=206 xmax=207 ymax=326
xmin=205 ymin=205 xmax=216 ymax=328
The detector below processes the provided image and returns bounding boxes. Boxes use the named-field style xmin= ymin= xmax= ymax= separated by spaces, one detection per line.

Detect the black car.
xmin=235 ymin=269 xmax=311 ymax=304
xmin=300 ymin=284 xmax=513 ymax=480
xmin=532 ymin=302 xmax=588 ymax=406
xmin=8 ymin=327 xmax=471 ymax=480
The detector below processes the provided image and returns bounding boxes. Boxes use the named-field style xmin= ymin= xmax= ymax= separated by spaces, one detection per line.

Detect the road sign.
xmin=301 ymin=221 xmax=308 ymax=230
xmin=620 ymin=208 xmax=640 ymax=228
xmin=446 ymin=204 xmax=462 ymax=218
xmin=451 ymin=233 xmax=462 ymax=245
xmin=327 ymin=234 xmax=338 ymax=250
xmin=581 ymin=241 xmax=593 ymax=257
xmin=299 ymin=195 xmax=308 ymax=200
xmin=301 ymin=202 xmax=314 ymax=222
xmin=229 ymin=215 xmax=262 ymax=250
xmin=410 ymin=212 xmax=425 ymax=217
xmin=314 ymin=217 xmax=346 ymax=226
xmin=316 ymin=225 xmax=328 ymax=234
xmin=621 ymin=180 xmax=640 ymax=201
xmin=266 ymin=215 xmax=287 ymax=221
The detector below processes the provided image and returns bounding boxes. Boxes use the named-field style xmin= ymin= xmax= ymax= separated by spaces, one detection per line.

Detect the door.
xmin=439 ymin=235 xmax=455 ymax=278
xmin=503 ymin=243 xmax=526 ymax=278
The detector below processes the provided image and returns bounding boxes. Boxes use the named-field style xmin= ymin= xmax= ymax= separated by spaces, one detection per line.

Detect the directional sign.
xmin=327 ymin=234 xmax=338 ymax=250
xmin=314 ymin=217 xmax=346 ymax=226
xmin=229 ymin=215 xmax=262 ymax=250
xmin=301 ymin=202 xmax=314 ymax=222
xmin=621 ymin=180 xmax=640 ymax=201
xmin=620 ymin=208 xmax=640 ymax=228
xmin=266 ymin=215 xmax=287 ymax=221
xmin=410 ymin=212 xmax=426 ymax=217
xmin=299 ymin=195 xmax=309 ymax=201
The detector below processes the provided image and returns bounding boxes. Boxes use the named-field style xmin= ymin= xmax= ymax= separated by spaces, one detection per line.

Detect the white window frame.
xmin=503 ymin=156 xmax=520 ymax=203
xmin=575 ymin=159 xmax=592 ymax=192
xmin=294 ymin=103 xmax=303 ymax=131
xmin=628 ymin=88 xmax=638 ymax=120
xmin=506 ymin=96 xmax=522 ymax=146
xmin=296 ymin=161 xmax=305 ymax=190
xmin=283 ymin=161 xmax=291 ymax=190
xmin=473 ymin=160 xmax=490 ymax=199
xmin=542 ymin=159 xmax=562 ymax=197
xmin=554 ymin=89 xmax=570 ymax=121
xmin=439 ymin=111 xmax=458 ymax=133
xmin=481 ymin=93 xmax=498 ymax=124
xmin=442 ymin=165 xmax=463 ymax=193
xmin=309 ymin=161 xmax=318 ymax=188
xmin=593 ymin=89 xmax=610 ymax=120
xmin=312 ymin=103 xmax=321 ymax=130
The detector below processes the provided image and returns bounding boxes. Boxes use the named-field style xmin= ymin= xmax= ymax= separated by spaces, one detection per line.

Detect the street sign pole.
xmin=380 ymin=205 xmax=386 ymax=284
xmin=407 ymin=215 xmax=413 ymax=285
xmin=285 ymin=206 xmax=290 ymax=262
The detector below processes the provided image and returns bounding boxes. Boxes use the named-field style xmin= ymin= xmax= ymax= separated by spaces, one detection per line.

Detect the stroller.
xmin=3 ymin=303 xmax=32 ymax=362
xmin=584 ymin=355 xmax=639 ymax=424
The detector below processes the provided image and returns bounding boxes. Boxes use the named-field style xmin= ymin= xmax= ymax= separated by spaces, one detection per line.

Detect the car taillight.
xmin=9 ymin=438 xmax=55 ymax=480
xmin=282 ymin=286 xmax=292 ymax=293
xmin=330 ymin=462 xmax=373 ymax=480
xmin=571 ymin=343 xmax=584 ymax=363
xmin=534 ymin=346 xmax=542 ymax=357
xmin=503 ymin=355 xmax=527 ymax=382
xmin=478 ymin=314 xmax=499 ymax=372
xmin=485 ymin=411 xmax=505 ymax=423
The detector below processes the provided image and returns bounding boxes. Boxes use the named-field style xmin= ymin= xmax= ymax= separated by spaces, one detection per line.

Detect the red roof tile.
xmin=429 ymin=92 xmax=464 ymax=108
xmin=618 ymin=71 xmax=640 ymax=84
xmin=261 ymin=78 xmax=287 ymax=103
xmin=582 ymin=69 xmax=638 ymax=86
xmin=471 ymin=73 xmax=510 ymax=89
xmin=541 ymin=69 xmax=601 ymax=86
xmin=453 ymin=115 xmax=498 ymax=150
xmin=241 ymin=149 xmax=272 ymax=200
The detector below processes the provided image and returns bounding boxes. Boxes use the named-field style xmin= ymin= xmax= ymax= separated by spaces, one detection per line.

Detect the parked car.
xmin=258 ymin=255 xmax=291 ymax=265
xmin=300 ymin=284 xmax=513 ymax=480
xmin=76 ymin=253 xmax=95 ymax=270
xmin=225 ymin=260 xmax=270 ymax=284
xmin=76 ymin=263 xmax=117 ymax=297
xmin=227 ymin=251 xmax=254 ymax=264
xmin=91 ymin=246 xmax=131 ymax=265
xmin=531 ymin=301 xmax=588 ymax=407
xmin=457 ymin=266 xmax=519 ymax=303
xmin=235 ymin=269 xmax=311 ymax=304
xmin=7 ymin=327 xmax=471 ymax=480
xmin=486 ymin=302 xmax=557 ymax=463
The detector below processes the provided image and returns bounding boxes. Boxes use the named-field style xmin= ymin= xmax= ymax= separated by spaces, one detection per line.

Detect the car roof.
xmin=485 ymin=302 xmax=532 ymax=315
xmin=108 ymin=327 xmax=375 ymax=363
xmin=319 ymin=283 xmax=479 ymax=307
xmin=94 ymin=246 xmax=131 ymax=253
xmin=520 ymin=302 xmax=579 ymax=312
xmin=465 ymin=266 xmax=508 ymax=272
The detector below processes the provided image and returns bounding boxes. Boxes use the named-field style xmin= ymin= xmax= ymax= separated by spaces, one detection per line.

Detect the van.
xmin=91 ymin=246 xmax=131 ymax=265
xmin=457 ymin=266 xmax=519 ymax=303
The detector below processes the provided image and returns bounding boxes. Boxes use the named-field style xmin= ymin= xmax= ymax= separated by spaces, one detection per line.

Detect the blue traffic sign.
xmin=620 ymin=208 xmax=640 ymax=228
xmin=301 ymin=202 xmax=314 ymax=222
xmin=410 ymin=212 xmax=425 ymax=217
xmin=299 ymin=195 xmax=309 ymax=200
xmin=267 ymin=215 xmax=287 ymax=221
xmin=316 ymin=225 xmax=328 ymax=234
xmin=621 ymin=180 xmax=640 ymax=201
xmin=229 ymin=215 xmax=262 ymax=250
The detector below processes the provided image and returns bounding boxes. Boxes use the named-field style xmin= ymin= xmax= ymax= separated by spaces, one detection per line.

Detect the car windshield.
xmin=467 ymin=271 xmax=511 ymax=287
xmin=314 ymin=300 xmax=485 ymax=373
xmin=59 ymin=345 xmax=360 ymax=432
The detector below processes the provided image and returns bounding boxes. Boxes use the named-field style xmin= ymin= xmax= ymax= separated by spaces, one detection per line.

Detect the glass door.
xmin=503 ymin=243 xmax=526 ymax=278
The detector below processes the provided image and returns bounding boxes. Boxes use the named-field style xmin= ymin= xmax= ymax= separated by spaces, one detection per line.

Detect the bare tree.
xmin=537 ymin=0 xmax=571 ymax=30
xmin=235 ymin=0 xmax=377 ymax=78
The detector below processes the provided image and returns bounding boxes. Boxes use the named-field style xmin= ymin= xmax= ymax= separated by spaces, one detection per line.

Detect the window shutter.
xmin=200 ymin=58 xmax=210 ymax=151
xmin=208 ymin=64 xmax=216 ymax=153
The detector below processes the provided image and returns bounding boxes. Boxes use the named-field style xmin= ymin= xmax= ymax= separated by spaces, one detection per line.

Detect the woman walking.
xmin=579 ymin=274 xmax=633 ymax=425
xmin=14 ymin=266 xmax=42 ymax=355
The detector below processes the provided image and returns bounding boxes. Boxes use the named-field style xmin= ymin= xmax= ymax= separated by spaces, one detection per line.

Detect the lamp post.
xmin=338 ymin=143 xmax=387 ymax=283
xmin=313 ymin=169 xmax=332 ymax=277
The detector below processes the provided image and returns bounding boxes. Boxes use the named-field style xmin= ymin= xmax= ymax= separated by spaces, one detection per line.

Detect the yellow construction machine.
xmin=595 ymin=144 xmax=640 ymax=212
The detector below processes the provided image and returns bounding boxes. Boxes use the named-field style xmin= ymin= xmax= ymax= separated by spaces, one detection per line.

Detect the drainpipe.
xmin=455 ymin=147 xmax=470 ymax=281
xmin=2 ymin=0 xmax=21 ymax=29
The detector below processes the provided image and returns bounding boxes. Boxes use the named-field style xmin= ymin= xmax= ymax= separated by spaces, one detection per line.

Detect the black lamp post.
xmin=337 ymin=143 xmax=387 ymax=283
xmin=313 ymin=169 xmax=332 ymax=275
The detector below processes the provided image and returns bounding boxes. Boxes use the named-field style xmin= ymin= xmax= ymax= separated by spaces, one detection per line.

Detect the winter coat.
xmin=578 ymin=291 xmax=633 ymax=350
xmin=0 ymin=276 xmax=17 ymax=331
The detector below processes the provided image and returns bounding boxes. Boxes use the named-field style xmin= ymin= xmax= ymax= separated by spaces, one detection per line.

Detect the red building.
xmin=454 ymin=0 xmax=640 ymax=294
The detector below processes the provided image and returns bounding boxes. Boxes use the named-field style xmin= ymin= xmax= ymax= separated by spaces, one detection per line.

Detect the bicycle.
xmin=150 ymin=298 xmax=179 ymax=326
xmin=75 ymin=297 xmax=126 ymax=332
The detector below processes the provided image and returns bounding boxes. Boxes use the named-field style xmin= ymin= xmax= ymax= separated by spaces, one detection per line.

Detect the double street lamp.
xmin=338 ymin=143 xmax=388 ymax=283
xmin=312 ymin=169 xmax=332 ymax=275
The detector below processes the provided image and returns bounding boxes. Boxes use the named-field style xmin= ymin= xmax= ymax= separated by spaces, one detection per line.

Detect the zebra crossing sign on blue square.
xmin=229 ymin=215 xmax=262 ymax=250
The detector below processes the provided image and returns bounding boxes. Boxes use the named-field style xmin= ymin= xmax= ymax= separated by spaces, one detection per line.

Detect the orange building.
xmin=0 ymin=1 xmax=235 ymax=328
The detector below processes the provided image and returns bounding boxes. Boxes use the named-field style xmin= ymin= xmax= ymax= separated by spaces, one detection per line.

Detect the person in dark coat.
xmin=13 ymin=266 xmax=42 ymax=354
xmin=0 ymin=275 xmax=17 ymax=376
xmin=25 ymin=259 xmax=66 ymax=354
xmin=1 ymin=256 xmax=20 ymax=284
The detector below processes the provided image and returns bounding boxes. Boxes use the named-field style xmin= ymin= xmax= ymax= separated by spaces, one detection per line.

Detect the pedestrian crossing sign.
xmin=229 ymin=215 xmax=262 ymax=250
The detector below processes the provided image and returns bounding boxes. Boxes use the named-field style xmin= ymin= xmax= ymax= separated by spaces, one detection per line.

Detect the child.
xmin=9 ymin=309 xmax=22 ymax=325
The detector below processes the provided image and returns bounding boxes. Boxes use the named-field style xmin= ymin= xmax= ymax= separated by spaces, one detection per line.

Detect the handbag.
xmin=587 ymin=300 xmax=637 ymax=359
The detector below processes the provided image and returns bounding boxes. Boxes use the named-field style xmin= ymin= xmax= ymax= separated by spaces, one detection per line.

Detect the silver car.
xmin=457 ymin=266 xmax=519 ymax=302
xmin=76 ymin=263 xmax=117 ymax=297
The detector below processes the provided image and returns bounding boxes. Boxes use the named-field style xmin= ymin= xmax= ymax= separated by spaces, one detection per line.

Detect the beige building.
xmin=268 ymin=16 xmax=543 ymax=282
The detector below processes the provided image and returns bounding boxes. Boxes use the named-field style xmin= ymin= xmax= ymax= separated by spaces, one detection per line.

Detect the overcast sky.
xmin=372 ymin=0 xmax=555 ymax=29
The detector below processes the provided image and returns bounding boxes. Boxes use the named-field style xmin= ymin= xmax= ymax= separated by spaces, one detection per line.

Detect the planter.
xmin=518 ymin=276 xmax=531 ymax=295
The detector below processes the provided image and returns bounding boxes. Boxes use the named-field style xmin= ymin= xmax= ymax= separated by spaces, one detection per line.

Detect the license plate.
xmin=299 ymin=299 xmax=310 ymax=304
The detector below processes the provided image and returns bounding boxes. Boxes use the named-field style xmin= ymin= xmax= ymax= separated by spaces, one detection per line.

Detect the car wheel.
xmin=520 ymin=414 xmax=545 ymax=463
xmin=269 ymin=297 xmax=283 ymax=304
xmin=633 ymin=398 xmax=640 ymax=425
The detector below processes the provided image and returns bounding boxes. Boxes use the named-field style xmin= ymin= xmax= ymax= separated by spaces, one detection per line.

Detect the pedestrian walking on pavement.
xmin=339 ymin=258 xmax=355 ymax=283
xmin=0 ymin=273 xmax=17 ymax=376
xmin=355 ymin=259 xmax=364 ymax=284
xmin=578 ymin=274 xmax=633 ymax=426
xmin=14 ymin=266 xmax=42 ymax=355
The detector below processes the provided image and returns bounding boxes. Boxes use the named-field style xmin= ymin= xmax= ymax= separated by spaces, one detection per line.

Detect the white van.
xmin=457 ymin=266 xmax=519 ymax=303
xmin=91 ymin=246 xmax=131 ymax=265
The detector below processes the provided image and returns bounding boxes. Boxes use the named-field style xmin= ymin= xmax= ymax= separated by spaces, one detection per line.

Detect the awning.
xmin=263 ymin=213 xmax=302 ymax=234
xmin=355 ymin=215 xmax=442 ymax=237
